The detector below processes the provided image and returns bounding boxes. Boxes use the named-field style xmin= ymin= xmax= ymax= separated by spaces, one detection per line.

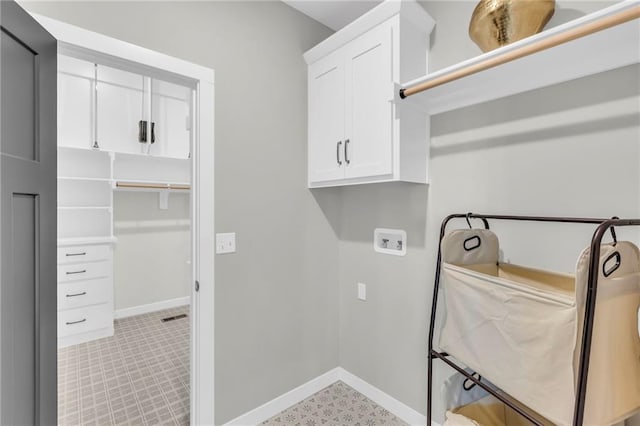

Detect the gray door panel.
xmin=7 ymin=194 xmax=37 ymax=426
xmin=1 ymin=1 xmax=57 ymax=425
xmin=1 ymin=30 xmax=37 ymax=161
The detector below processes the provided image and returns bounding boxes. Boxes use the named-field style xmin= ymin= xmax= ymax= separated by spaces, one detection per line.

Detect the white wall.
xmin=113 ymin=192 xmax=191 ymax=313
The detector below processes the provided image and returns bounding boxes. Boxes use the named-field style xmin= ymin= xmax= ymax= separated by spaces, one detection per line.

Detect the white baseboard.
xmin=223 ymin=368 xmax=342 ymax=426
xmin=337 ymin=368 xmax=429 ymax=426
xmin=114 ymin=296 xmax=190 ymax=319
xmin=58 ymin=326 xmax=114 ymax=348
xmin=223 ymin=367 xmax=439 ymax=426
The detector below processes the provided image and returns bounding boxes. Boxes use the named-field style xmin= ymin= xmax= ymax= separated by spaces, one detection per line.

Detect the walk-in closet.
xmin=56 ymin=46 xmax=194 ymax=424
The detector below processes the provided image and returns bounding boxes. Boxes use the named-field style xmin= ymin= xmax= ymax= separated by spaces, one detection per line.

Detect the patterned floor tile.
xmin=262 ymin=381 xmax=408 ymax=426
xmin=58 ymin=306 xmax=190 ymax=425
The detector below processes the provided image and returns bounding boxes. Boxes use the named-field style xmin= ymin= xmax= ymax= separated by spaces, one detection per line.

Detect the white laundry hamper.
xmin=438 ymin=228 xmax=640 ymax=426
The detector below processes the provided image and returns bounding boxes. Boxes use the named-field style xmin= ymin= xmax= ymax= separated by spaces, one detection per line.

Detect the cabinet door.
xmin=308 ymin=52 xmax=345 ymax=184
xmin=344 ymin=22 xmax=394 ymax=179
xmin=96 ymin=64 xmax=145 ymax=154
xmin=150 ymin=78 xmax=192 ymax=159
xmin=58 ymin=55 xmax=94 ymax=149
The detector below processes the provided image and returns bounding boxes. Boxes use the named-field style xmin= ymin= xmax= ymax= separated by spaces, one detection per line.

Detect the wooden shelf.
xmin=399 ymin=1 xmax=640 ymax=114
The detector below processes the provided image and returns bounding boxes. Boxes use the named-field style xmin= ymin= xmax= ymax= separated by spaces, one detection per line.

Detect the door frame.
xmin=29 ymin=13 xmax=215 ymax=426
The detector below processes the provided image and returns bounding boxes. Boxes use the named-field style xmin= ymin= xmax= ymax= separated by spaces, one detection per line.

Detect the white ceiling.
xmin=282 ymin=0 xmax=383 ymax=31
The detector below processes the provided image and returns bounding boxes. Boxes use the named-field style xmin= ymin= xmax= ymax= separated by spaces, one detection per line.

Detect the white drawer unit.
xmin=58 ymin=277 xmax=112 ymax=311
xmin=58 ymin=303 xmax=113 ymax=338
xmin=58 ymin=260 xmax=111 ymax=283
xmin=57 ymin=244 xmax=111 ymax=264
xmin=57 ymin=242 xmax=114 ymax=347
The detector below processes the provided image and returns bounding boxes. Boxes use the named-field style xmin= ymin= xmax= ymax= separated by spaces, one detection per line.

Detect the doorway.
xmin=34 ymin=11 xmax=215 ymax=425
xmin=55 ymin=45 xmax=195 ymax=426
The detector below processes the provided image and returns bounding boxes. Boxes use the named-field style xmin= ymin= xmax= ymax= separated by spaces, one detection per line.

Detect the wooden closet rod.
xmin=399 ymin=4 xmax=640 ymax=99
xmin=115 ymin=182 xmax=191 ymax=190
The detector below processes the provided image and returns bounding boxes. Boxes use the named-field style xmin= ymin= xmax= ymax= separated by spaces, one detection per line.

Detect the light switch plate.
xmin=357 ymin=283 xmax=366 ymax=301
xmin=216 ymin=232 xmax=236 ymax=254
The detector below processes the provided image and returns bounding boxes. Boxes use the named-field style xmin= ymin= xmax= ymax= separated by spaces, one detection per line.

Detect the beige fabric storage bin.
xmin=438 ymin=229 xmax=640 ymax=425
xmin=447 ymin=395 xmax=553 ymax=426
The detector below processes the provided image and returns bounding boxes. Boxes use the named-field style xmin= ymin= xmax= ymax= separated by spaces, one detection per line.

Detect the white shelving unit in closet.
xmin=56 ymin=51 xmax=194 ymax=346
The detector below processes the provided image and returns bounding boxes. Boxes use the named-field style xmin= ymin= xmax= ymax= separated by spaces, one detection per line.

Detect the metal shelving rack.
xmin=427 ymin=213 xmax=640 ymax=426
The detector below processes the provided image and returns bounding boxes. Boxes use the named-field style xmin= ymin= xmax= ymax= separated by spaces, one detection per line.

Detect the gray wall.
xmin=113 ymin=192 xmax=191 ymax=312
xmin=19 ymin=1 xmax=337 ymax=424
xmin=330 ymin=0 xmax=639 ymax=423
xmin=19 ymin=1 xmax=640 ymax=425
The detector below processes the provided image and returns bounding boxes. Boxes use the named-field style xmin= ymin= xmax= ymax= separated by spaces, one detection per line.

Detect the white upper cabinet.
xmin=308 ymin=50 xmax=345 ymax=183
xmin=305 ymin=0 xmax=435 ymax=188
xmin=96 ymin=64 xmax=145 ymax=153
xmin=344 ymin=22 xmax=394 ymax=180
xmin=150 ymin=79 xmax=192 ymax=159
xmin=58 ymin=54 xmax=192 ymax=160
xmin=58 ymin=55 xmax=94 ymax=150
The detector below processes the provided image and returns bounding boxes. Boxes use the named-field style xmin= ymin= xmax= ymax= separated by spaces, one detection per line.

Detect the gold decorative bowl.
xmin=469 ymin=0 xmax=555 ymax=52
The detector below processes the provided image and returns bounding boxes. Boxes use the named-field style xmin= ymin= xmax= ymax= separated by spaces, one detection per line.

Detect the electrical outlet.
xmin=357 ymin=282 xmax=366 ymax=301
xmin=216 ymin=232 xmax=236 ymax=254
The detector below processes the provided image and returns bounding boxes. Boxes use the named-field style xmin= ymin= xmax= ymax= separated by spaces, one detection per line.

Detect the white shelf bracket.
xmin=159 ymin=191 xmax=169 ymax=210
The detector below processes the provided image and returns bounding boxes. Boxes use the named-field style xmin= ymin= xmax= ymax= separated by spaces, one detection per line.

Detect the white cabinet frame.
xmin=304 ymin=0 xmax=435 ymax=188
xmin=30 ymin=14 xmax=215 ymax=426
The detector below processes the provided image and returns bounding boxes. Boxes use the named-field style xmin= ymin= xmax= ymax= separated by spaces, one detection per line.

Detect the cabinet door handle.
xmin=66 ymin=292 xmax=87 ymax=298
xmin=65 ymin=252 xmax=86 ymax=257
xmin=336 ymin=141 xmax=343 ymax=166
xmin=138 ymin=120 xmax=148 ymax=143
xmin=66 ymin=270 xmax=86 ymax=275
xmin=151 ymin=122 xmax=156 ymax=144
xmin=345 ymin=139 xmax=350 ymax=165
xmin=66 ymin=319 xmax=86 ymax=325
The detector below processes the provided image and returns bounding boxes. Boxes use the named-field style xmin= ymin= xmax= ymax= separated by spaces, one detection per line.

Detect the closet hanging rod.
xmin=399 ymin=3 xmax=640 ymax=99
xmin=115 ymin=182 xmax=190 ymax=190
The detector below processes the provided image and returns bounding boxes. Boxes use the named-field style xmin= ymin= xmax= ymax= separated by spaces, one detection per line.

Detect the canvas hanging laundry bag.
xmin=449 ymin=394 xmax=553 ymax=426
xmin=441 ymin=369 xmax=552 ymax=426
xmin=437 ymin=228 xmax=640 ymax=425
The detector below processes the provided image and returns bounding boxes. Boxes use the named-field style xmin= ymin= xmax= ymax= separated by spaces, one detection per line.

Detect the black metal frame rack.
xmin=427 ymin=213 xmax=640 ymax=426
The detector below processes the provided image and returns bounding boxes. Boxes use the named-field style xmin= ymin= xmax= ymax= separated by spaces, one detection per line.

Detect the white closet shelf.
xmin=399 ymin=0 xmax=640 ymax=114
xmin=58 ymin=176 xmax=112 ymax=182
xmin=57 ymin=206 xmax=111 ymax=210
xmin=58 ymin=145 xmax=97 ymax=152
xmin=112 ymin=150 xmax=190 ymax=161
xmin=57 ymin=236 xmax=117 ymax=247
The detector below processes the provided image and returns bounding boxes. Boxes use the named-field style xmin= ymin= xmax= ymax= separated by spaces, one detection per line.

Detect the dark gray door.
xmin=1 ymin=2 xmax=57 ymax=424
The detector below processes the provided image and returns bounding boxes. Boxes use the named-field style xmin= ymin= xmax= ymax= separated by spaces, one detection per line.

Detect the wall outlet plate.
xmin=216 ymin=232 xmax=236 ymax=254
xmin=374 ymin=228 xmax=406 ymax=256
xmin=357 ymin=282 xmax=366 ymax=301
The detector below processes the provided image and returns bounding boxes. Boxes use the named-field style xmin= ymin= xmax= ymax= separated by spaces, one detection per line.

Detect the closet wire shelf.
xmin=428 ymin=213 xmax=640 ymax=426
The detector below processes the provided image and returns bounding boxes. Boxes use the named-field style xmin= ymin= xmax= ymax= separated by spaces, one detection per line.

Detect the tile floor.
xmin=57 ymin=306 xmax=190 ymax=425
xmin=262 ymin=381 xmax=408 ymax=426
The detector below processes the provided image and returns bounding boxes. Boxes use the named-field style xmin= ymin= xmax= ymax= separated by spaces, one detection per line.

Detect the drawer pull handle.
xmin=65 ymin=252 xmax=86 ymax=257
xmin=66 ymin=319 xmax=86 ymax=325
xmin=66 ymin=292 xmax=87 ymax=298
xmin=66 ymin=270 xmax=86 ymax=275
